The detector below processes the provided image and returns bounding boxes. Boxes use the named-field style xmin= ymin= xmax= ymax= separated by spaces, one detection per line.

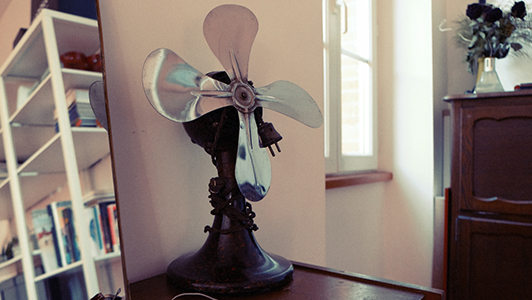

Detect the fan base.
xmin=167 ymin=228 xmax=293 ymax=294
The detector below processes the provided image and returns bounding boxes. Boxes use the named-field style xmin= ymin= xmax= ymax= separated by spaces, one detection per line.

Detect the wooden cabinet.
xmin=445 ymin=91 xmax=532 ymax=300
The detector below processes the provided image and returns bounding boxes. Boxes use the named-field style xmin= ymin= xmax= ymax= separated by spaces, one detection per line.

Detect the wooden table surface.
xmin=128 ymin=262 xmax=444 ymax=300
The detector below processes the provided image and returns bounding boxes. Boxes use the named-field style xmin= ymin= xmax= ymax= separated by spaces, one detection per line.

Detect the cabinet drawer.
xmin=450 ymin=216 xmax=532 ymax=300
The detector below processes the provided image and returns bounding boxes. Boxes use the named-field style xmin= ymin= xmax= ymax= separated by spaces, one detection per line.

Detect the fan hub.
xmin=231 ymin=82 xmax=256 ymax=112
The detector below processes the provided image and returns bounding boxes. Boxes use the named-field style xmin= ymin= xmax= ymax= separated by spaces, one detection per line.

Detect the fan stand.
xmin=167 ymin=119 xmax=293 ymax=294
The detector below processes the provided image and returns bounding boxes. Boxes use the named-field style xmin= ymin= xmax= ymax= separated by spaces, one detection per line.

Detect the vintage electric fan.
xmin=91 ymin=4 xmax=322 ymax=294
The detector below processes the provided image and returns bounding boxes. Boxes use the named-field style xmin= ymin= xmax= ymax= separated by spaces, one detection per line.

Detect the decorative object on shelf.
xmin=1 ymin=237 xmax=19 ymax=262
xmin=475 ymin=56 xmax=505 ymax=93
xmin=60 ymin=51 xmax=102 ymax=72
xmin=90 ymin=4 xmax=323 ymax=295
xmin=60 ymin=51 xmax=89 ymax=70
xmin=87 ymin=53 xmax=102 ymax=72
xmin=455 ymin=1 xmax=532 ymax=75
xmin=439 ymin=1 xmax=532 ymax=91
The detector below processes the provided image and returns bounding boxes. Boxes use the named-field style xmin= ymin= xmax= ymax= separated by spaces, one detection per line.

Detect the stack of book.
xmin=54 ymin=89 xmax=99 ymax=132
xmin=84 ymin=198 xmax=119 ymax=257
xmin=31 ymin=198 xmax=119 ymax=273
xmin=31 ymin=201 xmax=81 ymax=273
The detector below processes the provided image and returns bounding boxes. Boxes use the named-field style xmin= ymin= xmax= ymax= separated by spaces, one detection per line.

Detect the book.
xmin=97 ymin=201 xmax=115 ymax=253
xmin=107 ymin=203 xmax=120 ymax=251
xmin=85 ymin=205 xmax=105 ymax=257
xmin=62 ymin=205 xmax=81 ymax=263
xmin=47 ymin=201 xmax=81 ymax=266
xmin=65 ymin=89 xmax=90 ymax=106
xmin=54 ymin=88 xmax=98 ymax=132
xmin=83 ymin=193 xmax=117 ymax=253
xmin=31 ymin=209 xmax=60 ymax=273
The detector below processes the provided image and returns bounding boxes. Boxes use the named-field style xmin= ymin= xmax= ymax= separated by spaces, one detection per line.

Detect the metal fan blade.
xmin=142 ymin=48 xmax=233 ymax=122
xmin=89 ymin=81 xmax=108 ymax=130
xmin=203 ymin=4 xmax=258 ymax=81
xmin=255 ymin=80 xmax=323 ymax=128
xmin=235 ymin=111 xmax=271 ymax=201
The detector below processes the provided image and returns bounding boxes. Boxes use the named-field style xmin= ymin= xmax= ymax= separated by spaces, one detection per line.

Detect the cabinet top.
xmin=443 ymin=89 xmax=532 ymax=102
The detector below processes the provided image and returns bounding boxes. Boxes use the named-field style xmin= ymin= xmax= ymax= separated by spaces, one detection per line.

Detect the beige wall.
xmin=0 ymin=0 xmax=30 ymax=65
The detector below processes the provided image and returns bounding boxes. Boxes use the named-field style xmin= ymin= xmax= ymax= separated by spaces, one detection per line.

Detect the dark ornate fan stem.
xmin=205 ymin=187 xmax=258 ymax=234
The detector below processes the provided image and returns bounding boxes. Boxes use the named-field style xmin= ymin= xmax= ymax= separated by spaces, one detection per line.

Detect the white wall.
xmin=97 ymin=0 xmax=326 ymax=284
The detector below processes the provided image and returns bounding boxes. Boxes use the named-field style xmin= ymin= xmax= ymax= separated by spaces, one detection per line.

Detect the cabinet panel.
xmin=454 ymin=217 xmax=532 ymax=300
xmin=458 ymin=104 xmax=532 ymax=215
xmin=473 ymin=117 xmax=532 ymax=200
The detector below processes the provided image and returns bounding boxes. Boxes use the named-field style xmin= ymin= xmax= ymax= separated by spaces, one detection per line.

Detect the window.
xmin=323 ymin=0 xmax=377 ymax=174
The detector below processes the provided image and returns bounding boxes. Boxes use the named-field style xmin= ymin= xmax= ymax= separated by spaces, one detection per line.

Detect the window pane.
xmin=340 ymin=0 xmax=372 ymax=157
xmin=341 ymin=56 xmax=371 ymax=156
xmin=341 ymin=0 xmax=371 ymax=60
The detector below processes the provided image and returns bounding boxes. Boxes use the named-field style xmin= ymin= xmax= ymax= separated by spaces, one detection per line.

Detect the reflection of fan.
xmin=91 ymin=4 xmax=322 ymax=294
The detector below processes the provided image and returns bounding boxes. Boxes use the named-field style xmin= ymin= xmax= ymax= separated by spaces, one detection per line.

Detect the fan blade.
xmin=203 ymin=4 xmax=258 ymax=82
xmin=255 ymin=80 xmax=323 ymax=128
xmin=235 ymin=111 xmax=271 ymax=201
xmin=89 ymin=81 xmax=108 ymax=130
xmin=142 ymin=48 xmax=232 ymax=122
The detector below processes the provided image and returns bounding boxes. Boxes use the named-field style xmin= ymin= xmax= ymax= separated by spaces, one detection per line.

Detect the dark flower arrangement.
xmin=454 ymin=1 xmax=532 ymax=73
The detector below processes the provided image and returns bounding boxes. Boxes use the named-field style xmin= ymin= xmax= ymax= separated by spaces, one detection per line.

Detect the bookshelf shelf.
xmin=10 ymin=74 xmax=54 ymax=125
xmin=0 ymin=9 xmax=120 ymax=300
xmin=94 ymin=251 xmax=121 ymax=263
xmin=17 ymin=129 xmax=109 ymax=174
xmin=34 ymin=261 xmax=83 ymax=282
xmin=0 ymin=255 xmax=22 ymax=270
xmin=9 ymin=70 xmax=102 ymax=126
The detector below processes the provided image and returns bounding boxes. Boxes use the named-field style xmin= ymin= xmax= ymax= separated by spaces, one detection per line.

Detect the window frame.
xmin=323 ymin=0 xmax=378 ymax=175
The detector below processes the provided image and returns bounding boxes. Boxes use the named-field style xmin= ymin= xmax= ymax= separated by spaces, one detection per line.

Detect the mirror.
xmin=95 ymin=0 xmax=325 ymax=297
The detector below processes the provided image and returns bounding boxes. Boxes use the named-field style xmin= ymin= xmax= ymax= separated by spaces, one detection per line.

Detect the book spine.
xmin=62 ymin=207 xmax=81 ymax=263
xmin=85 ymin=205 xmax=105 ymax=257
xmin=99 ymin=202 xmax=114 ymax=253
xmin=31 ymin=209 xmax=60 ymax=273
xmin=107 ymin=204 xmax=119 ymax=251
xmin=46 ymin=203 xmax=65 ymax=268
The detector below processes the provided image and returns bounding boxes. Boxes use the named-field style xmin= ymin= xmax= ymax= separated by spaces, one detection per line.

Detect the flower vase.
xmin=474 ymin=57 xmax=504 ymax=94
xmin=475 ymin=57 xmax=484 ymax=86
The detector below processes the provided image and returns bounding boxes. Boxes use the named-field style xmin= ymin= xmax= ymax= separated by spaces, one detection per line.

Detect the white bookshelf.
xmin=0 ymin=9 xmax=120 ymax=300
